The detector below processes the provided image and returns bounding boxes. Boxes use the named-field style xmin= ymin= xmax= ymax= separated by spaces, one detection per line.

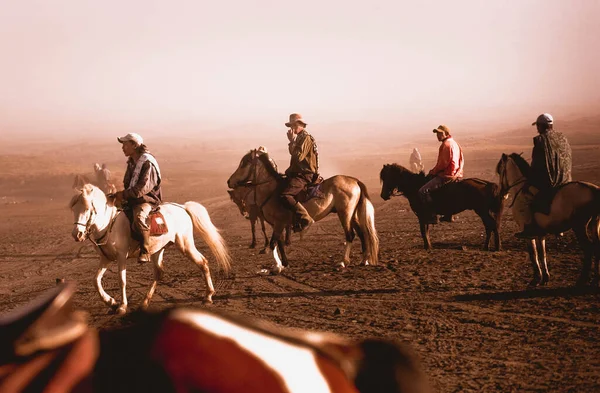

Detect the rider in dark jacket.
xmin=515 ymin=113 xmax=572 ymax=238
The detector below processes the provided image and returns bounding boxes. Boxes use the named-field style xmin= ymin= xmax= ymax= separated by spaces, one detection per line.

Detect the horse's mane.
xmin=257 ymin=152 xmax=282 ymax=180
xmin=380 ymin=163 xmax=425 ymax=182
xmin=69 ymin=184 xmax=105 ymax=208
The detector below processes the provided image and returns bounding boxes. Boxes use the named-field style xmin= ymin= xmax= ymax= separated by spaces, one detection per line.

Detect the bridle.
xmin=73 ymin=195 xmax=119 ymax=250
xmin=74 ymin=197 xmax=98 ymax=240
xmin=231 ymin=151 xmax=278 ymax=208
xmin=498 ymin=157 xmax=527 ymax=207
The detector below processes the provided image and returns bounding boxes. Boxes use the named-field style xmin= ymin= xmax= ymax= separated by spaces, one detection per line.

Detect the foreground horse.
xmin=227 ymin=150 xmax=379 ymax=273
xmin=380 ymin=164 xmax=506 ymax=251
xmin=69 ymin=184 xmax=231 ymax=313
xmin=496 ymin=153 xmax=600 ymax=286
xmin=227 ymin=185 xmax=291 ymax=253
xmin=0 ymin=283 xmax=430 ymax=393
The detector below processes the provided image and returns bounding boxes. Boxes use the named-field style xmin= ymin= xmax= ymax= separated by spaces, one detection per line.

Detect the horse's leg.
xmin=249 ymin=213 xmax=257 ymax=249
xmin=180 ymin=238 xmax=215 ymax=303
xmin=142 ymin=249 xmax=165 ymax=309
xmin=574 ymin=225 xmax=594 ymax=287
xmin=337 ymin=210 xmax=355 ymax=268
xmin=284 ymin=225 xmax=292 ymax=246
xmin=419 ymin=221 xmax=432 ymax=250
xmin=94 ymin=258 xmax=117 ymax=308
xmin=269 ymin=226 xmax=288 ymax=274
xmin=116 ymin=255 xmax=128 ymax=315
xmin=259 ymin=213 xmax=269 ymax=254
xmin=527 ymin=239 xmax=542 ymax=287
xmin=478 ymin=211 xmax=496 ymax=251
xmin=537 ymin=237 xmax=550 ymax=286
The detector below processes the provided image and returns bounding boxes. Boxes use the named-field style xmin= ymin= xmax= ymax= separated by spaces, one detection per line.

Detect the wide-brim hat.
xmin=432 ymin=124 xmax=450 ymax=134
xmin=285 ymin=113 xmax=307 ymax=127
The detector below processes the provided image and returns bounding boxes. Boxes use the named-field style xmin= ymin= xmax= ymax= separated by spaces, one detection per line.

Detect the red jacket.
xmin=430 ymin=137 xmax=464 ymax=179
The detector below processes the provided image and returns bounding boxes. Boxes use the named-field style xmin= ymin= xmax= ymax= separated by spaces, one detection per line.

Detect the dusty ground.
xmin=0 ymin=121 xmax=599 ymax=392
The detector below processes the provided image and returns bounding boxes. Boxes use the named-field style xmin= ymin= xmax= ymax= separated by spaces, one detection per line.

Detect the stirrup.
xmin=137 ymin=251 xmax=151 ymax=264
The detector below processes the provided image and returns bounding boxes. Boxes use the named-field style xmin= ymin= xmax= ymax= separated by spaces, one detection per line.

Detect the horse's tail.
xmin=356 ymin=181 xmax=379 ymax=266
xmin=184 ymin=202 xmax=232 ymax=273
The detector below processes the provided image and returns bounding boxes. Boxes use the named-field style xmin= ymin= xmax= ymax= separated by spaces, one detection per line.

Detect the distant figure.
xmin=409 ymin=148 xmax=424 ymax=173
xmin=94 ymin=163 xmax=117 ymax=194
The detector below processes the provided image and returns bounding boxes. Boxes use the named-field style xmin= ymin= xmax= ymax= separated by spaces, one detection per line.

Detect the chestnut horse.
xmin=496 ymin=153 xmax=600 ymax=287
xmin=227 ymin=150 xmax=379 ymax=274
xmin=0 ymin=283 xmax=430 ymax=393
xmin=380 ymin=164 xmax=507 ymax=251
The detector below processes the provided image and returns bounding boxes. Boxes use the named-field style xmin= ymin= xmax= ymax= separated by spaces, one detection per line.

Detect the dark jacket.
xmin=122 ymin=155 xmax=162 ymax=206
xmin=286 ymin=130 xmax=319 ymax=176
xmin=529 ymin=130 xmax=572 ymax=191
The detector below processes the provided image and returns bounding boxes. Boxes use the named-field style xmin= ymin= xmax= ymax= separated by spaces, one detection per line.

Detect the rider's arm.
xmin=123 ymin=162 xmax=159 ymax=199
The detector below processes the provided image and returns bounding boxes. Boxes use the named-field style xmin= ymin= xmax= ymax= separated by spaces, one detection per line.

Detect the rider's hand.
xmin=287 ymin=129 xmax=296 ymax=143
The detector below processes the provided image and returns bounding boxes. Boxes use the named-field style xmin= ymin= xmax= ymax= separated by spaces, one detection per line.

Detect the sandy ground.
xmin=0 ymin=121 xmax=599 ymax=392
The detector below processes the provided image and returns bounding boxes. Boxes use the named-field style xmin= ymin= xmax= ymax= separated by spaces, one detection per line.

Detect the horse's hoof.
xmin=108 ymin=298 xmax=118 ymax=307
xmin=527 ymin=279 xmax=540 ymax=288
xmin=203 ymin=297 xmax=214 ymax=305
xmin=249 ymin=244 xmax=256 ymax=249
xmin=116 ymin=305 xmax=127 ymax=315
xmin=337 ymin=262 xmax=347 ymax=268
xmin=270 ymin=266 xmax=283 ymax=275
xmin=141 ymin=300 xmax=150 ymax=309
xmin=259 ymin=249 xmax=267 ymax=255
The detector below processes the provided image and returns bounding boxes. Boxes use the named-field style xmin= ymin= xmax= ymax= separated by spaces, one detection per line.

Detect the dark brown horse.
xmin=379 ymin=164 xmax=507 ymax=251
xmin=227 ymin=185 xmax=291 ymax=253
xmin=227 ymin=149 xmax=379 ymax=274
xmin=1 ymin=283 xmax=430 ymax=393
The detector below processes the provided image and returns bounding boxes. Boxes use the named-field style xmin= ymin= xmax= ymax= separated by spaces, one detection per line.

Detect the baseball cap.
xmin=117 ymin=133 xmax=144 ymax=145
xmin=532 ymin=113 xmax=553 ymax=126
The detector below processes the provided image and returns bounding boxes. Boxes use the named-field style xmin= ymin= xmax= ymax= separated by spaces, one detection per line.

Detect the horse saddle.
xmin=296 ymin=175 xmax=325 ymax=204
xmin=124 ymin=206 xmax=169 ymax=238
xmin=0 ymin=282 xmax=88 ymax=363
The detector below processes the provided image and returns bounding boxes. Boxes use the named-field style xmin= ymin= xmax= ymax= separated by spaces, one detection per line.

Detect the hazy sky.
xmin=1 ymin=0 xmax=599 ymax=136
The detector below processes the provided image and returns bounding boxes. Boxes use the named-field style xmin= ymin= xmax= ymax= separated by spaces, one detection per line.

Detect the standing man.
xmin=115 ymin=133 xmax=162 ymax=263
xmin=419 ymin=125 xmax=464 ymax=224
xmin=514 ymin=113 xmax=572 ymax=238
xmin=280 ymin=113 xmax=319 ymax=232
xmin=409 ymin=148 xmax=424 ymax=173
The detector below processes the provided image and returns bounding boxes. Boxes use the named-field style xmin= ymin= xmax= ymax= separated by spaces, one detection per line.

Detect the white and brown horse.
xmin=496 ymin=153 xmax=600 ymax=287
xmin=69 ymin=184 xmax=231 ymax=313
xmin=0 ymin=283 xmax=430 ymax=393
xmin=227 ymin=150 xmax=379 ymax=274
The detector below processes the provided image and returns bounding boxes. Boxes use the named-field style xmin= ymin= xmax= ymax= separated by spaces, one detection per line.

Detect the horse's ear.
xmin=227 ymin=189 xmax=233 ymax=199
xmin=519 ymin=152 xmax=524 ymax=156
xmin=106 ymin=193 xmax=116 ymax=207
xmin=501 ymin=153 xmax=507 ymax=160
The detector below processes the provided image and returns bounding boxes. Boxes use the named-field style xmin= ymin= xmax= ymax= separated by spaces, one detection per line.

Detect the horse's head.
xmin=69 ymin=184 xmax=105 ymax=242
xmin=227 ymin=188 xmax=250 ymax=218
xmin=227 ymin=149 xmax=278 ymax=189
xmin=227 ymin=150 xmax=260 ymax=189
xmin=496 ymin=153 xmax=529 ymax=195
xmin=380 ymin=164 xmax=424 ymax=200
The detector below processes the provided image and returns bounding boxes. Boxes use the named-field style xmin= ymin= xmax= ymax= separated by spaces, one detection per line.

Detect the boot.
xmin=292 ymin=202 xmax=314 ymax=232
xmin=138 ymin=230 xmax=151 ymax=264
xmin=515 ymin=223 xmax=545 ymax=239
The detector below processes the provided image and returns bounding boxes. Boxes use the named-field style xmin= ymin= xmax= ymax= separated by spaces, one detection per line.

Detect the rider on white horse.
xmin=419 ymin=125 xmax=464 ymax=224
xmin=282 ymin=113 xmax=319 ymax=232
xmin=115 ymin=133 xmax=162 ymax=263
xmin=514 ymin=113 xmax=572 ymax=239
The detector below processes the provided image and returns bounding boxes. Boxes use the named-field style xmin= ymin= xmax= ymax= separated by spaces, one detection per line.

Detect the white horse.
xmin=70 ymin=184 xmax=231 ymax=314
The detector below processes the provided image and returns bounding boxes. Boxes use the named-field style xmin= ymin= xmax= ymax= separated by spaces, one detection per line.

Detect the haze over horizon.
xmin=1 ymin=0 xmax=599 ymax=139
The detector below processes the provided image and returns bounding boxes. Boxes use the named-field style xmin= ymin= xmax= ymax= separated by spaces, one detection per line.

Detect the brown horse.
xmin=496 ymin=153 xmax=600 ymax=287
xmin=379 ymin=164 xmax=507 ymax=251
xmin=227 ymin=149 xmax=379 ymax=274
xmin=1 ymin=282 xmax=430 ymax=393
xmin=227 ymin=185 xmax=291 ymax=253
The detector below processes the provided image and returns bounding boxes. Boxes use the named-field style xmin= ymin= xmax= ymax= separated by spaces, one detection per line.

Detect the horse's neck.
xmin=91 ymin=200 xmax=117 ymax=233
xmin=507 ymin=160 xmax=526 ymax=184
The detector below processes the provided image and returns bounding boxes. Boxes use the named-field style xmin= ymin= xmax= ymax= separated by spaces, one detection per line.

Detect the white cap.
xmin=532 ymin=113 xmax=553 ymax=126
xmin=117 ymin=133 xmax=144 ymax=145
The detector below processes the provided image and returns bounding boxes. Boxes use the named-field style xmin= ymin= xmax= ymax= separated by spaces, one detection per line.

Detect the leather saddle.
xmin=294 ymin=175 xmax=325 ymax=204
xmin=0 ymin=283 xmax=88 ymax=363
